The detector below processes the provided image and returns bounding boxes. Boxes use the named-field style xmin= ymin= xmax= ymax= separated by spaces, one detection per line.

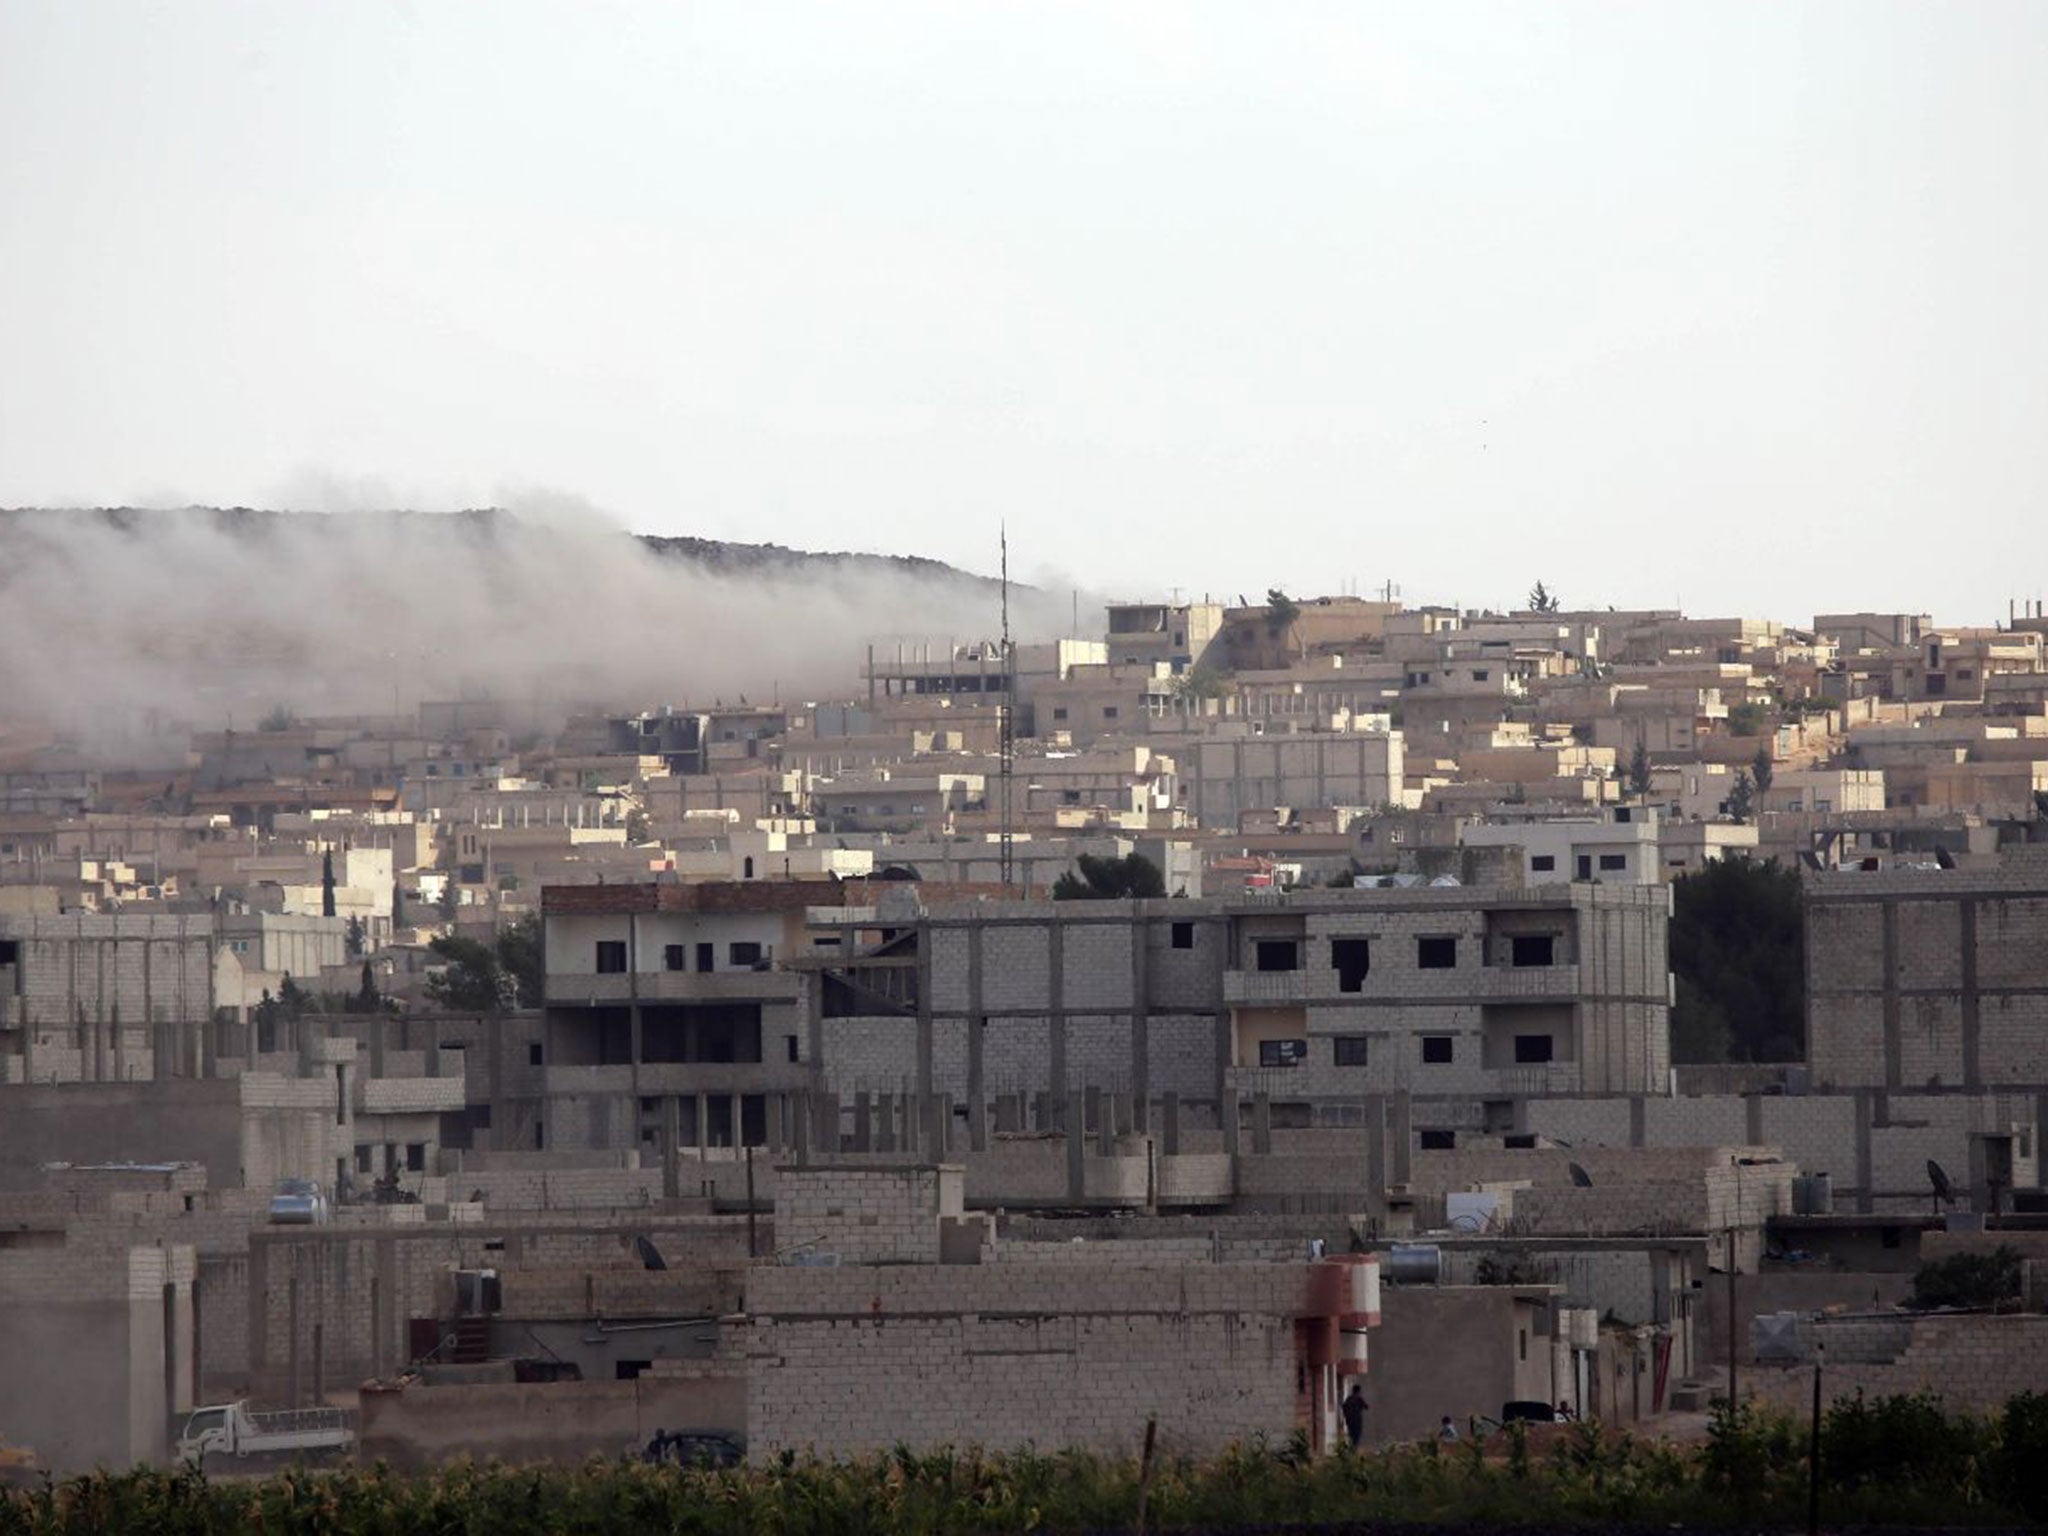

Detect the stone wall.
xmin=742 ymin=1263 xmax=1309 ymax=1458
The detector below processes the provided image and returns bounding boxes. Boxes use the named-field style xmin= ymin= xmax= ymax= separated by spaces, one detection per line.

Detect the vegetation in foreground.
xmin=2 ymin=1394 xmax=2044 ymax=1533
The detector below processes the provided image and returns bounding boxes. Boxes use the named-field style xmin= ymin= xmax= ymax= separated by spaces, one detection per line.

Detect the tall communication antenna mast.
xmin=999 ymin=524 xmax=1016 ymax=893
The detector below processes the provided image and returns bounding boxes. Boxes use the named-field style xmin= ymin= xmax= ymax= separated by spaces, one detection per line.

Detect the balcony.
xmin=539 ymin=1060 xmax=814 ymax=1096
xmin=544 ymin=969 xmax=802 ymax=1006
xmin=1476 ymin=964 xmax=1582 ymax=1000
xmin=1223 ymin=970 xmax=1311 ymax=1006
xmin=358 ymin=1076 xmax=470 ymax=1115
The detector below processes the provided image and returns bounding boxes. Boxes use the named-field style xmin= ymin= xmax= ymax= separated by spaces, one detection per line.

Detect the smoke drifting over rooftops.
xmin=0 ymin=501 xmax=1073 ymax=736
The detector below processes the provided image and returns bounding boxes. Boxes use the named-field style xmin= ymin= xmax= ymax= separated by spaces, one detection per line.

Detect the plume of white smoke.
xmin=0 ymin=503 xmax=1080 ymax=747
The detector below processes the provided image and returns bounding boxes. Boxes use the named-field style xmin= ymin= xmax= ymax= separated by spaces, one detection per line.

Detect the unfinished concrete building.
xmin=0 ymin=913 xmax=216 ymax=1083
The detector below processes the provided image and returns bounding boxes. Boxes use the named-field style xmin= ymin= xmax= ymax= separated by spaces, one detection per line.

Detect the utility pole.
xmin=1725 ymin=1226 xmax=1738 ymax=1412
xmin=999 ymin=525 xmax=1015 ymax=894
xmin=1807 ymin=1341 xmax=1824 ymax=1536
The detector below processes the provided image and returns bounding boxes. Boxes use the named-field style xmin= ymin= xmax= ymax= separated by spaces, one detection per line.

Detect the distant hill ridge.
xmin=0 ymin=505 xmax=1002 ymax=590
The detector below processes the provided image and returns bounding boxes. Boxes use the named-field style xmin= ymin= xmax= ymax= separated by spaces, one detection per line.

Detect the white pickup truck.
xmin=176 ymin=1401 xmax=356 ymax=1462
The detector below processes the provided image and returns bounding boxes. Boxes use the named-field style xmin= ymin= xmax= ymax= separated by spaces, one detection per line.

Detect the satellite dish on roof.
xmin=1568 ymin=1162 xmax=1594 ymax=1189
xmin=1927 ymin=1160 xmax=1954 ymax=1212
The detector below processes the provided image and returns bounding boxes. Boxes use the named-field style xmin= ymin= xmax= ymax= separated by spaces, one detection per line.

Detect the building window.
xmin=1170 ymin=921 xmax=1194 ymax=950
xmin=1514 ymin=1034 xmax=1555 ymax=1063
xmin=355 ymin=1145 xmax=373 ymax=1173
xmin=663 ymin=944 xmax=686 ymax=972
xmin=1530 ymin=855 xmax=1556 ymax=873
xmin=697 ymin=942 xmax=715 ymax=972
xmin=595 ymin=941 xmax=627 ymax=973
xmin=1511 ymin=934 xmax=1556 ymax=968
xmin=404 ymin=1143 xmax=426 ymax=1172
xmin=1254 ymin=939 xmax=1300 ymax=972
xmin=1598 ymin=853 xmax=1627 ymax=872
xmin=1258 ymin=1038 xmax=1308 ymax=1067
xmin=1334 ymin=1035 xmax=1369 ymax=1066
xmin=1417 ymin=936 xmax=1457 ymax=969
xmin=787 ymin=1035 xmax=800 ymax=1063
xmin=1331 ymin=938 xmax=1370 ymax=992
xmin=1103 ymin=706 xmax=1119 ymax=720
xmin=729 ymin=941 xmax=764 ymax=968
xmin=1472 ymin=669 xmax=1489 ymax=682
xmin=1418 ymin=1129 xmax=1456 ymax=1149
xmin=1421 ymin=1035 xmax=1454 ymax=1064
xmin=528 ymin=1042 xmax=543 ymax=1067
xmin=1052 ymin=708 xmax=1069 ymax=722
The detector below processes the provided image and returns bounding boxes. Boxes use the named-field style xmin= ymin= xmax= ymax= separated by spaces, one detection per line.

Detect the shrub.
xmin=1905 ymin=1246 xmax=2023 ymax=1311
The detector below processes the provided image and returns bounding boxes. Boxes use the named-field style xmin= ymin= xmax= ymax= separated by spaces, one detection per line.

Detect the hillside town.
xmin=2 ymin=584 xmax=2045 ymax=1474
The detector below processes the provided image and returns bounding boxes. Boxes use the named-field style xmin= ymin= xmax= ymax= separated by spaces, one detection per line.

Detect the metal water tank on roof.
xmin=1382 ymin=1244 xmax=1442 ymax=1285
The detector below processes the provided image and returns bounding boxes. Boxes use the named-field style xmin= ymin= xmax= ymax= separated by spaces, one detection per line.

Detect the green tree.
xmin=1627 ymin=736 xmax=1653 ymax=801
xmin=277 ymin=973 xmax=308 ymax=1020
xmin=257 ymin=703 xmax=297 ymax=732
xmin=437 ymin=878 xmax=458 ymax=921
xmin=391 ymin=882 xmax=406 ymax=927
xmin=494 ymin=913 xmax=544 ymax=1008
xmin=1726 ymin=700 xmax=1769 ymax=736
xmin=1906 ymin=1247 xmax=2022 ymax=1311
xmin=320 ymin=849 xmax=337 ymax=918
xmin=1751 ymin=745 xmax=1775 ymax=795
xmin=1264 ymin=588 xmax=1301 ymax=632
xmin=344 ymin=915 xmax=366 ymax=958
xmin=1052 ymin=851 xmax=1167 ymax=900
xmin=354 ymin=961 xmax=381 ymax=1013
xmin=1725 ymin=767 xmax=1755 ymax=823
xmin=626 ymin=808 xmax=651 ymax=844
xmin=1669 ymin=856 xmax=1804 ymax=1063
xmin=1528 ymin=581 xmax=1561 ymax=613
xmin=1168 ymin=663 xmax=1232 ymax=704
xmin=425 ymin=935 xmax=507 ymax=1013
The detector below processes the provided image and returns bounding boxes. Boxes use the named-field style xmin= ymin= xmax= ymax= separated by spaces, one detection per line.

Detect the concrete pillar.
xmin=1221 ymin=1088 xmax=1241 ymax=1158
xmin=767 ymin=1093 xmax=787 ymax=1151
xmin=1364 ymin=1095 xmax=1387 ymax=1208
xmin=693 ymin=1092 xmax=710 ymax=1151
xmin=1389 ymin=1091 xmax=1412 ymax=1187
xmin=813 ymin=1090 xmax=840 ymax=1155
xmin=875 ymin=1092 xmax=895 ymax=1153
xmin=1161 ymin=1091 xmax=1181 ymax=1156
xmin=729 ymin=1093 xmax=743 ymax=1151
xmin=1066 ymin=1090 xmax=1087 ymax=1201
xmin=854 ymin=1091 xmax=873 ymax=1152
xmin=1098 ymin=1100 xmax=1117 ymax=1157
xmin=932 ymin=1094 xmax=952 ymax=1156
xmin=1084 ymin=1085 xmax=1102 ymax=1140
xmin=1251 ymin=1091 xmax=1273 ymax=1156
xmin=1033 ymin=1090 xmax=1053 ymax=1132
xmin=792 ymin=1091 xmax=813 ymax=1165
xmin=661 ymin=1097 xmax=682 ymax=1199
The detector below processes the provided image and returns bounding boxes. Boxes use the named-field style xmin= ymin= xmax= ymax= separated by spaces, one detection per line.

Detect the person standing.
xmin=1438 ymin=1415 xmax=1459 ymax=1443
xmin=1341 ymin=1385 xmax=1368 ymax=1448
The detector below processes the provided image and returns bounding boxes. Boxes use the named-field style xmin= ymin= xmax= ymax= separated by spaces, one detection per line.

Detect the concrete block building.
xmin=0 ymin=913 xmax=216 ymax=1083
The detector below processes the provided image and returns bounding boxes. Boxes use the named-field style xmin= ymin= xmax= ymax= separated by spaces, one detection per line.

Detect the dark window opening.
xmin=1255 ymin=939 xmax=1300 ymax=972
xmin=1511 ymin=934 xmax=1556 ymax=968
xmin=528 ymin=1042 xmax=543 ymax=1066
xmin=1417 ymin=936 xmax=1457 ymax=969
xmin=404 ymin=1143 xmax=426 ymax=1172
xmin=663 ymin=944 xmax=686 ymax=971
xmin=786 ymin=1034 xmax=800 ymax=1063
xmin=1514 ymin=1034 xmax=1555 ymax=1063
xmin=1530 ymin=855 xmax=1556 ymax=872
xmin=615 ymin=1360 xmax=652 ymax=1381
xmin=1598 ymin=853 xmax=1627 ymax=872
xmin=640 ymin=1004 xmax=764 ymax=1064
xmin=1419 ymin=1129 xmax=1456 ymax=1150
xmin=1334 ymin=1035 xmax=1369 ymax=1066
xmin=1576 ymin=855 xmax=1593 ymax=880
xmin=1421 ymin=1035 xmax=1454 ymax=1064
xmin=0 ymin=941 xmax=17 ymax=966
xmin=1331 ymin=938 xmax=1371 ymax=992
xmin=1170 ymin=921 xmax=1194 ymax=949
xmin=729 ymin=941 xmax=763 ymax=968
xmin=696 ymin=942 xmax=715 ymax=972
xmin=1258 ymin=1038 xmax=1308 ymax=1068
xmin=535 ymin=1119 xmax=544 ymax=1149
xmin=594 ymin=941 xmax=627 ymax=974
xmin=1881 ymin=1226 xmax=1902 ymax=1250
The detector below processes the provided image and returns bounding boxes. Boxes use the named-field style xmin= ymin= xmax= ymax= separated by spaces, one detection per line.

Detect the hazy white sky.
xmin=3 ymin=3 xmax=2044 ymax=624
